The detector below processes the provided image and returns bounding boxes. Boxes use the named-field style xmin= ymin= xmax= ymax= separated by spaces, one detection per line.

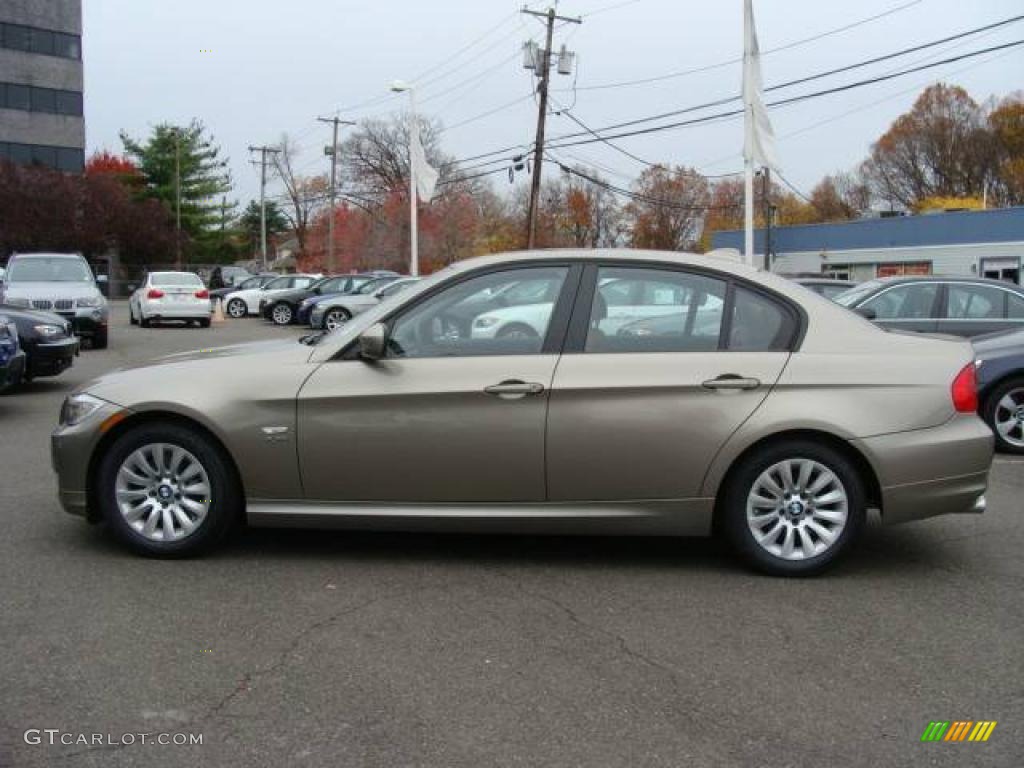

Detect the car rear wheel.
xmin=722 ymin=440 xmax=865 ymax=576
xmin=198 ymin=318 xmax=211 ymax=328
xmin=226 ymin=298 xmax=247 ymax=319
xmin=92 ymin=328 xmax=109 ymax=349
xmin=324 ymin=308 xmax=351 ymax=332
xmin=983 ymin=377 xmax=1024 ymax=454
xmin=96 ymin=423 xmax=240 ymax=557
xmin=497 ymin=323 xmax=537 ymax=340
xmin=271 ymin=303 xmax=293 ymax=325
xmin=129 ymin=304 xmax=138 ymax=325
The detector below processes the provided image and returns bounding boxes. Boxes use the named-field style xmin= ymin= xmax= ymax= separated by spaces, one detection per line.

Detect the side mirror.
xmin=127 ymin=284 xmax=137 ymax=293
xmin=96 ymin=274 xmax=108 ymax=284
xmin=358 ymin=322 xmax=388 ymax=360
xmin=855 ymin=306 xmax=877 ymax=320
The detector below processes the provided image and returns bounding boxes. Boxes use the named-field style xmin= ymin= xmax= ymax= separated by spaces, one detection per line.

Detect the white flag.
xmin=742 ymin=0 xmax=779 ymax=171
xmin=410 ymin=122 xmax=439 ymax=201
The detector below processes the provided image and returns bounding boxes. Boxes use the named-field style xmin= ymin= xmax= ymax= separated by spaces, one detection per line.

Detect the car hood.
xmin=80 ymin=339 xmax=315 ymax=409
xmin=2 ymin=281 xmax=100 ymax=299
xmin=0 ymin=304 xmax=70 ymax=326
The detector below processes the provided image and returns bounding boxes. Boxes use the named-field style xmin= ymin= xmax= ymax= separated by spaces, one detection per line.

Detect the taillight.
xmin=147 ymin=288 xmax=164 ymax=299
xmin=951 ymin=362 xmax=978 ymax=413
xmin=195 ymin=289 xmax=209 ymax=299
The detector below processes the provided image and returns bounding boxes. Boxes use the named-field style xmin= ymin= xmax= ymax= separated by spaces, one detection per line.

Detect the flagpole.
xmin=409 ymin=88 xmax=419 ymax=277
xmin=744 ymin=126 xmax=755 ymax=267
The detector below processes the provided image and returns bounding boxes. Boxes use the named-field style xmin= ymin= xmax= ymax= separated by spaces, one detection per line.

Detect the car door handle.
xmin=702 ymin=375 xmax=761 ymax=391
xmin=484 ymin=380 xmax=545 ymax=398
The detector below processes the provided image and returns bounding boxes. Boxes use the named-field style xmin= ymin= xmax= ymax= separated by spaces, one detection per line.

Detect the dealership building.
xmin=712 ymin=206 xmax=1024 ymax=284
xmin=0 ymin=0 xmax=84 ymax=172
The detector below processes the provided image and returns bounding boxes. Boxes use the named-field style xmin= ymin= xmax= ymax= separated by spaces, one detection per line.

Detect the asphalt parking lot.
xmin=1 ymin=301 xmax=1022 ymax=767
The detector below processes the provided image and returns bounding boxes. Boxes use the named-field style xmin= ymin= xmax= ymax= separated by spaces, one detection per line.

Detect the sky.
xmin=82 ymin=0 xmax=1024 ymax=208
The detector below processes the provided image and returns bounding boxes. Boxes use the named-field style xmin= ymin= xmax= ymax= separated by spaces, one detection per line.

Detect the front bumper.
xmin=51 ymin=398 xmax=128 ymax=518
xmin=48 ymin=307 xmax=108 ymax=338
xmin=1 ymin=349 xmax=26 ymax=390
xmin=853 ymin=414 xmax=994 ymax=525
xmin=26 ymin=336 xmax=79 ymax=378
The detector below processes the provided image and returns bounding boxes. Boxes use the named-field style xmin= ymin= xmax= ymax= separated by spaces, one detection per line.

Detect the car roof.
xmin=10 ymin=252 xmax=83 ymax=260
xmin=869 ymin=275 xmax=1024 ymax=289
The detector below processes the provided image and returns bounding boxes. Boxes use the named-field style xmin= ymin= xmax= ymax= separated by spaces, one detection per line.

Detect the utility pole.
xmin=248 ymin=145 xmax=280 ymax=271
xmin=174 ymin=129 xmax=182 ymax=270
xmin=761 ymin=168 xmax=772 ymax=272
xmin=522 ymin=6 xmax=580 ymax=249
xmin=317 ymin=116 xmax=355 ymax=274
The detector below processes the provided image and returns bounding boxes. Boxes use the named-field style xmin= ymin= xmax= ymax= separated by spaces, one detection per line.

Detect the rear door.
xmin=546 ymin=264 xmax=796 ymax=502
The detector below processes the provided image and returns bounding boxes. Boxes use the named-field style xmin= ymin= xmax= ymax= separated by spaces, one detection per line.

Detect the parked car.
xmin=793 ymin=277 xmax=856 ymax=300
xmin=209 ymin=273 xmax=277 ymax=303
xmin=262 ymin=274 xmax=376 ymax=326
xmin=223 ymin=274 xmax=318 ymax=318
xmin=296 ymin=275 xmax=377 ymax=325
xmin=0 ymin=305 xmax=79 ymax=383
xmin=52 ymin=249 xmax=993 ymax=575
xmin=0 ymin=315 xmax=25 ymax=393
xmin=973 ymin=328 xmax=1024 ymax=454
xmin=0 ymin=252 xmax=109 ymax=348
xmin=833 ymin=276 xmax=1024 ymax=337
xmin=129 ymin=272 xmax=212 ymax=328
xmin=309 ymin=277 xmax=418 ymax=331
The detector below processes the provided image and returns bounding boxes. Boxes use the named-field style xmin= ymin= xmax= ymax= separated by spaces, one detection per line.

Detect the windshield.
xmin=151 ymin=272 xmax=203 ymax=287
xmin=8 ymin=257 xmax=93 ymax=283
xmin=834 ymin=280 xmax=883 ymax=307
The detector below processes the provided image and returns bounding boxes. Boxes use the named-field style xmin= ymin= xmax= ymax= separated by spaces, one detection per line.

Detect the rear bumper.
xmin=853 ymin=414 xmax=994 ymax=524
xmin=142 ymin=301 xmax=212 ymax=319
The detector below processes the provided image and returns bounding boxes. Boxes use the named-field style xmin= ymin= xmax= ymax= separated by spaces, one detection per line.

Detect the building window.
xmin=0 ymin=22 xmax=81 ymax=60
xmin=823 ymin=265 xmax=852 ymax=280
xmin=0 ymin=142 xmax=83 ymax=173
xmin=876 ymin=261 xmax=932 ymax=278
xmin=1 ymin=82 xmax=83 ymax=116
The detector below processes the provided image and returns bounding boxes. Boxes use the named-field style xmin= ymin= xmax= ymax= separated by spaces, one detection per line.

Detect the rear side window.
xmin=728 ymin=287 xmax=796 ymax=351
xmin=945 ymin=284 xmax=1005 ymax=319
xmin=585 ymin=267 xmax=726 ymax=353
xmin=1008 ymin=293 xmax=1024 ymax=319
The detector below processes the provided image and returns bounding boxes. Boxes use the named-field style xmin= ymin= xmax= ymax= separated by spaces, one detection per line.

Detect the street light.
xmin=391 ymin=80 xmax=419 ymax=277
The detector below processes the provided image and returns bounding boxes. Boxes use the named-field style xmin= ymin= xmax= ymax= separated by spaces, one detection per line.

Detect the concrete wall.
xmin=0 ymin=0 xmax=82 ymax=35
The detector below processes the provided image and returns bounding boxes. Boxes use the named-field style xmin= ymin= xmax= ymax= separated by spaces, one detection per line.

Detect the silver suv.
xmin=0 ymin=253 xmax=109 ymax=348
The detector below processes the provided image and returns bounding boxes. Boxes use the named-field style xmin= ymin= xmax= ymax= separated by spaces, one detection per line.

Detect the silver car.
xmin=1 ymin=252 xmax=109 ymax=348
xmin=51 ymin=250 xmax=993 ymax=575
xmin=310 ymin=277 xmax=420 ymax=331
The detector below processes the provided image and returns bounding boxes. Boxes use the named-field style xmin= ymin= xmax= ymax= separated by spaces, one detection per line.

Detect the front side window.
xmin=586 ymin=267 xmax=726 ymax=353
xmin=264 ymin=277 xmax=290 ymax=290
xmin=387 ymin=267 xmax=568 ymax=359
xmin=861 ymin=283 xmax=939 ymax=320
xmin=946 ymin=284 xmax=1005 ymax=319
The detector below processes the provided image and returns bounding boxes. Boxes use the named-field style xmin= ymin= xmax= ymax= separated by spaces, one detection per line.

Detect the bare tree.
xmin=273 ymin=134 xmax=328 ymax=256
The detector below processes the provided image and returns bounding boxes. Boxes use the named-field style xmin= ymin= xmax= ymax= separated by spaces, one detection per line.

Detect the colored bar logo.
xmin=921 ymin=721 xmax=997 ymax=742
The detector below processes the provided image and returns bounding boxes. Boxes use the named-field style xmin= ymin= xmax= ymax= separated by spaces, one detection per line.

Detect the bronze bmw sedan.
xmin=51 ymin=250 xmax=993 ymax=575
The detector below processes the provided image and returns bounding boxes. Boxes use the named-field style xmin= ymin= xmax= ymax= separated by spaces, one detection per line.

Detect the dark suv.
xmin=834 ymin=275 xmax=1024 ymax=337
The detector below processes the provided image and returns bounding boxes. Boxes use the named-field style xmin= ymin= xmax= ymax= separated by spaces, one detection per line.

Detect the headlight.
xmin=473 ymin=316 xmax=501 ymax=329
xmin=3 ymin=297 xmax=31 ymax=308
xmin=75 ymin=296 xmax=105 ymax=308
xmin=0 ymin=317 xmax=18 ymax=343
xmin=34 ymin=324 xmax=64 ymax=337
xmin=59 ymin=393 xmax=106 ymax=427
xmin=300 ymin=298 xmax=312 ymax=309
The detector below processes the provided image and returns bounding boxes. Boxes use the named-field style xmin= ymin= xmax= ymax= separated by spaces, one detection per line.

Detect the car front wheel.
xmin=270 ymin=303 xmax=293 ymax=325
xmin=226 ymin=298 xmax=247 ymax=319
xmin=96 ymin=422 xmax=240 ymax=557
xmin=983 ymin=376 xmax=1024 ymax=454
xmin=323 ymin=308 xmax=351 ymax=332
xmin=722 ymin=440 xmax=865 ymax=576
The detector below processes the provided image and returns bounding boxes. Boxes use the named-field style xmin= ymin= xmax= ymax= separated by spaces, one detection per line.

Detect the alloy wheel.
xmin=114 ymin=443 xmax=211 ymax=542
xmin=325 ymin=310 xmax=349 ymax=332
xmin=994 ymin=387 xmax=1024 ymax=448
xmin=272 ymin=304 xmax=293 ymax=325
xmin=746 ymin=458 xmax=849 ymax=561
xmin=227 ymin=299 xmax=246 ymax=318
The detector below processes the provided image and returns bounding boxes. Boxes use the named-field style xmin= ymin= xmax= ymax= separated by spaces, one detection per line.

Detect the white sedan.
xmin=222 ymin=274 xmax=317 ymax=318
xmin=129 ymin=271 xmax=212 ymax=328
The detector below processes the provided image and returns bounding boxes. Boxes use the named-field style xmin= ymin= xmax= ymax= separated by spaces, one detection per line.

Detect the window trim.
xmin=335 ymin=260 xmax=584 ymax=361
xmin=562 ymin=260 xmax=804 ymax=354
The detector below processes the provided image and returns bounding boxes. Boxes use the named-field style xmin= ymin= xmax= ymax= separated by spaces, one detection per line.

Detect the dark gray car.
xmin=834 ymin=275 xmax=1024 ymax=337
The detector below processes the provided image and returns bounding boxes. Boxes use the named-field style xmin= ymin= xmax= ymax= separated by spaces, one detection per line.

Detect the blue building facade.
xmin=711 ymin=207 xmax=1024 ymax=284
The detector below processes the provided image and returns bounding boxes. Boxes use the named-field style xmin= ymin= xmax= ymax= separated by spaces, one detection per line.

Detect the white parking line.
xmin=993 ymin=457 xmax=1024 ymax=465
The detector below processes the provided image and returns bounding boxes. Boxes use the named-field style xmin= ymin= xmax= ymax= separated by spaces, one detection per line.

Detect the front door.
xmin=547 ymin=265 xmax=794 ymax=501
xmin=297 ymin=264 xmax=577 ymax=502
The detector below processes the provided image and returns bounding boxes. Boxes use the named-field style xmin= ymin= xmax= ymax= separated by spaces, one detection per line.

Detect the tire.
xmin=95 ymin=422 xmax=241 ymax=557
xmin=226 ymin=298 xmax=247 ymax=319
xmin=497 ymin=323 xmax=538 ymax=340
xmin=323 ymin=307 xmax=351 ymax=332
xmin=92 ymin=328 xmax=109 ymax=349
xmin=129 ymin=304 xmax=138 ymax=326
xmin=721 ymin=440 xmax=866 ymax=576
xmin=198 ymin=318 xmax=211 ymax=328
xmin=982 ymin=376 xmax=1024 ymax=454
xmin=140 ymin=314 xmax=151 ymax=328
xmin=270 ymin=303 xmax=294 ymax=326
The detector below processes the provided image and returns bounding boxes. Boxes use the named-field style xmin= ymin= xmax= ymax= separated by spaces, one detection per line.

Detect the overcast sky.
xmin=83 ymin=0 xmax=1024 ymax=207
